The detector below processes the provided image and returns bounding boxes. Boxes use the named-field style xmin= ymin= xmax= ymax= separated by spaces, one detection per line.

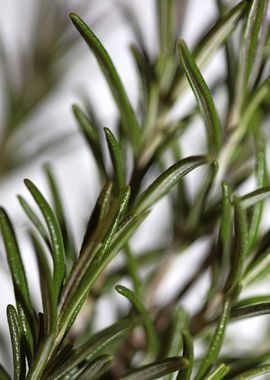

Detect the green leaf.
xmin=186 ymin=161 xmax=218 ymax=231
xmin=243 ymin=247 xmax=270 ymax=285
xmin=27 ymin=335 xmax=55 ymax=380
xmin=72 ymin=104 xmax=105 ymax=175
xmin=177 ymin=39 xmax=222 ymax=157
xmin=120 ymin=357 xmax=189 ymax=380
xmin=104 ymin=127 xmax=125 ymax=192
xmin=18 ymin=195 xmax=51 ymax=250
xmin=224 ymin=198 xmax=248 ymax=294
xmin=195 ymin=298 xmax=231 ymax=380
xmin=231 ymin=364 xmax=270 ymax=379
xmin=76 ymin=354 xmax=113 ymax=380
xmin=204 ymin=364 xmax=229 ymax=380
xmin=231 ymin=301 xmax=270 ymax=320
xmin=156 ymin=0 xmax=174 ymax=54
xmin=70 ymin=14 xmax=141 ymax=153
xmin=229 ymin=0 xmax=268 ymax=127
xmin=47 ymin=319 xmax=134 ymax=380
xmin=115 ymin=284 xmax=158 ymax=355
xmin=176 ymin=329 xmax=194 ymax=380
xmin=219 ymin=182 xmax=233 ymax=281
xmin=239 ymin=186 xmax=270 ymax=209
xmin=0 ymin=208 xmax=35 ymax=359
xmin=29 ymin=232 xmax=56 ymax=335
xmin=44 ymin=164 xmax=76 ymax=268
xmin=24 ymin=179 xmax=65 ymax=302
xmin=245 ymin=128 xmax=267 ymax=254
xmin=171 ymin=0 xmax=249 ymax=102
xmin=7 ymin=305 xmax=25 ymax=380
xmin=135 ymin=156 xmax=207 ymax=212
xmin=57 ymin=187 xmax=132 ymax=343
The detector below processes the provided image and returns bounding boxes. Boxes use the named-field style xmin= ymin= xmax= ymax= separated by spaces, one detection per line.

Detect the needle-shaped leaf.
xmin=245 ymin=128 xmax=267 ymax=254
xmin=104 ymin=128 xmax=125 ymax=192
xmin=115 ymin=284 xmax=158 ymax=355
xmin=45 ymin=164 xmax=76 ymax=268
xmin=72 ymin=104 xmax=106 ymax=175
xmin=30 ymin=232 xmax=56 ymax=335
xmin=239 ymin=186 xmax=270 ymax=209
xmin=120 ymin=357 xmax=189 ymax=380
xmin=78 ymin=354 xmax=113 ymax=380
xmin=231 ymin=364 xmax=270 ymax=379
xmin=231 ymin=301 xmax=270 ymax=320
xmin=48 ymin=319 xmax=135 ymax=380
xmin=230 ymin=0 xmax=268 ymax=127
xmin=27 ymin=335 xmax=55 ymax=380
xmin=70 ymin=14 xmax=141 ymax=153
xmin=135 ymin=156 xmax=207 ymax=212
xmin=156 ymin=0 xmax=174 ymax=54
xmin=204 ymin=364 xmax=229 ymax=380
xmin=24 ymin=179 xmax=65 ymax=302
xmin=243 ymin=246 xmax=270 ymax=285
xmin=7 ymin=305 xmax=25 ymax=380
xmin=224 ymin=198 xmax=248 ymax=294
xmin=57 ymin=187 xmax=132 ymax=343
xmin=0 ymin=208 xmax=35 ymax=359
xmin=171 ymin=0 xmax=249 ymax=101
xmin=186 ymin=161 xmax=218 ymax=232
xmin=219 ymin=182 xmax=233 ymax=281
xmin=177 ymin=40 xmax=222 ymax=157
xmin=195 ymin=298 xmax=231 ymax=380
xmin=18 ymin=195 xmax=51 ymax=250
xmin=176 ymin=329 xmax=194 ymax=380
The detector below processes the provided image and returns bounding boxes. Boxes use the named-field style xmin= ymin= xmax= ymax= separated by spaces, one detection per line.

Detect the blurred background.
xmin=0 ymin=0 xmax=269 ymax=375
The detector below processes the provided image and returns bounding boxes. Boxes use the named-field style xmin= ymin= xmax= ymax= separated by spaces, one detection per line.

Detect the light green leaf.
xmin=104 ymin=128 xmax=125 ymax=192
xmin=204 ymin=364 xmax=229 ymax=380
xmin=231 ymin=364 xmax=270 ymax=379
xmin=7 ymin=305 xmax=25 ymax=380
xmin=177 ymin=40 xmax=222 ymax=157
xmin=115 ymin=284 xmax=158 ymax=355
xmin=135 ymin=156 xmax=207 ymax=212
xmin=70 ymin=14 xmax=141 ymax=153
xmin=195 ymin=298 xmax=231 ymax=380
xmin=24 ymin=179 xmax=65 ymax=302
xmin=120 ymin=357 xmax=189 ymax=380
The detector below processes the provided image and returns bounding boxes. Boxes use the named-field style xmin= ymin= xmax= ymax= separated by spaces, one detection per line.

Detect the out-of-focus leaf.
xmin=230 ymin=0 xmax=268 ymax=127
xmin=70 ymin=14 xmax=141 ymax=153
xmin=231 ymin=364 xmax=270 ymax=379
xmin=176 ymin=329 xmax=194 ymax=380
xmin=0 ymin=364 xmax=10 ymax=380
xmin=27 ymin=335 xmax=55 ymax=380
xmin=78 ymin=354 xmax=113 ymax=380
xmin=120 ymin=357 xmax=189 ymax=380
xmin=240 ymin=187 xmax=270 ymax=209
xmin=231 ymin=301 xmax=270 ymax=320
xmin=135 ymin=156 xmax=207 ymax=212
xmin=204 ymin=364 xmax=229 ymax=380
xmin=177 ymin=40 xmax=222 ymax=156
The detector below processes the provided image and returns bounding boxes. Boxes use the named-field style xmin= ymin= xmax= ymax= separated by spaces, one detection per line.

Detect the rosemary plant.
xmin=1 ymin=0 xmax=270 ymax=379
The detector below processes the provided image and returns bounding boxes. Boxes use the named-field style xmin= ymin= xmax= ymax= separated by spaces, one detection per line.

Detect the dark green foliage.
xmin=0 ymin=0 xmax=270 ymax=379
